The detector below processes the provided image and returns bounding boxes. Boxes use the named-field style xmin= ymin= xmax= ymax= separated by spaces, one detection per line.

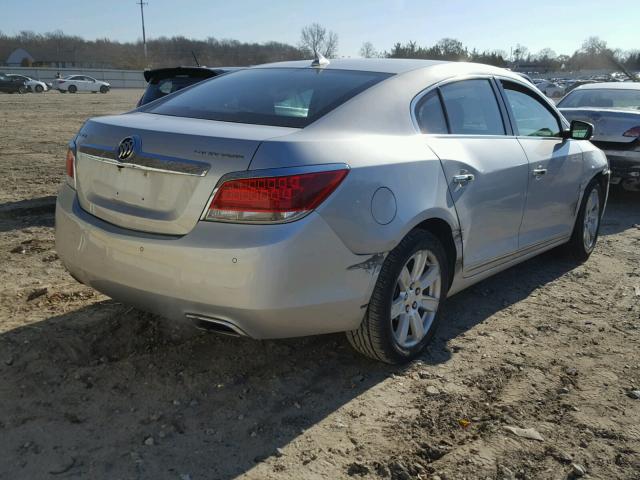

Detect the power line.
xmin=137 ymin=0 xmax=148 ymax=61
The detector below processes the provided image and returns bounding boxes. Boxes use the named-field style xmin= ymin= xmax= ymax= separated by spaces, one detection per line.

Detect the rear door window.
xmin=415 ymin=90 xmax=448 ymax=134
xmin=440 ymin=79 xmax=506 ymax=135
xmin=501 ymin=81 xmax=561 ymax=137
xmin=146 ymin=68 xmax=393 ymax=128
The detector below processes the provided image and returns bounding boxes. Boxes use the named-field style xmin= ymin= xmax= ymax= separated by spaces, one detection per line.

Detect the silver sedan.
xmin=56 ymin=58 xmax=609 ymax=363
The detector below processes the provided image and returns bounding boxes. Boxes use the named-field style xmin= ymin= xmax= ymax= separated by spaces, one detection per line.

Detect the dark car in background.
xmin=136 ymin=66 xmax=241 ymax=106
xmin=559 ymin=82 xmax=640 ymax=191
xmin=0 ymin=73 xmax=27 ymax=94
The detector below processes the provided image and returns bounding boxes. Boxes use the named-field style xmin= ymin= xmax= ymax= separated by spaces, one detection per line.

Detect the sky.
xmin=0 ymin=0 xmax=635 ymax=58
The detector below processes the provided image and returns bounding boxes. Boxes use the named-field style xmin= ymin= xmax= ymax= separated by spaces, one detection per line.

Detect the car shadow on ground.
xmin=0 ymin=252 xmax=580 ymax=479
xmin=0 ymin=195 xmax=56 ymax=232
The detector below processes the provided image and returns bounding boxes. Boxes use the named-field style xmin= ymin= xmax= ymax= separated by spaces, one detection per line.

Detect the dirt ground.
xmin=0 ymin=89 xmax=639 ymax=480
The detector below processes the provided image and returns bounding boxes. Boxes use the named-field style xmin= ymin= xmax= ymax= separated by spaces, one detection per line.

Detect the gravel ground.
xmin=0 ymin=89 xmax=639 ymax=480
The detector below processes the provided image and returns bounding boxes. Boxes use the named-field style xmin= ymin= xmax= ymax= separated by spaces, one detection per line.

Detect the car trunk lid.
xmin=74 ymin=112 xmax=297 ymax=235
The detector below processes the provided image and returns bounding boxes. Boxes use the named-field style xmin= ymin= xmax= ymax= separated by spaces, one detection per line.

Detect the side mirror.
xmin=562 ymin=120 xmax=593 ymax=140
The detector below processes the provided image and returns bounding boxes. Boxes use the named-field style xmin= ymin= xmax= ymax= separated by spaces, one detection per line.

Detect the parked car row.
xmin=528 ymin=72 xmax=639 ymax=99
xmin=0 ymin=73 xmax=110 ymax=94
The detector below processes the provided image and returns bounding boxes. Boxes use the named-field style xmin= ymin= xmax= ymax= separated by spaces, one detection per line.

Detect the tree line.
xmin=378 ymin=36 xmax=640 ymax=73
xmin=1 ymin=27 xmax=638 ymax=74
xmin=0 ymin=30 xmax=305 ymax=69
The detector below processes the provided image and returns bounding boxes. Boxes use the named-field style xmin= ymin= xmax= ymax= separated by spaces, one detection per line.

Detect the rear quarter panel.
xmin=250 ymin=133 xmax=459 ymax=255
xmin=577 ymin=140 xmax=609 ymax=211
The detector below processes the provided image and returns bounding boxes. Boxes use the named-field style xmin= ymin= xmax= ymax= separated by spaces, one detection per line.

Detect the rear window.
xmin=558 ymin=89 xmax=640 ymax=109
xmin=145 ymin=68 xmax=393 ymax=128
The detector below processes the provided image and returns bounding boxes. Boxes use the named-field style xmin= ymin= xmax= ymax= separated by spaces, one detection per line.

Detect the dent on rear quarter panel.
xmin=251 ymin=134 xmax=460 ymax=255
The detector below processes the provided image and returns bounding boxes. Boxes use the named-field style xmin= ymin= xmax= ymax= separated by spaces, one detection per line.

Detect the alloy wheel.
xmin=390 ymin=249 xmax=442 ymax=348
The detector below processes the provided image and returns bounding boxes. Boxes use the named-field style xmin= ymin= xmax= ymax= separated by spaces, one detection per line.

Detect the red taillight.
xmin=623 ymin=126 xmax=640 ymax=138
xmin=205 ymin=169 xmax=349 ymax=223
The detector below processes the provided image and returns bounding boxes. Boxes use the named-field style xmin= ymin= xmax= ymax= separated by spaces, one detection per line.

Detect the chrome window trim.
xmin=410 ymin=74 xmax=512 ymax=136
xmin=495 ymin=76 xmax=569 ymax=137
xmin=410 ymin=73 xmax=570 ymax=136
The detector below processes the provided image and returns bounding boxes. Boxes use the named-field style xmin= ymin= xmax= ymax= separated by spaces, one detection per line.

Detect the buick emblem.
xmin=117 ymin=137 xmax=135 ymax=161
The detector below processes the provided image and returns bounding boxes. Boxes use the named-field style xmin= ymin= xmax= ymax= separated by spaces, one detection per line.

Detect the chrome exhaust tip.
xmin=186 ymin=314 xmax=246 ymax=337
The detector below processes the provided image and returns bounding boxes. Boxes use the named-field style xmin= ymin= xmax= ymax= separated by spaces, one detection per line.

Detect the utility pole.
xmin=137 ymin=0 xmax=148 ymax=61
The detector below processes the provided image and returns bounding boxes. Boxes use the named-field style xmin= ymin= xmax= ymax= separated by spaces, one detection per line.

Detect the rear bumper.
xmin=55 ymin=184 xmax=377 ymax=338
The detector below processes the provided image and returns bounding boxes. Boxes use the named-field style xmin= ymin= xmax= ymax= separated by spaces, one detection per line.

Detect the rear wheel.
xmin=567 ymin=180 xmax=602 ymax=261
xmin=68 ymin=85 xmax=77 ymax=93
xmin=347 ymin=229 xmax=449 ymax=364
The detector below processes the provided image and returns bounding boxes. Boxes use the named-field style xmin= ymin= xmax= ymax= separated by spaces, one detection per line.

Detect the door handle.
xmin=532 ymin=167 xmax=547 ymax=177
xmin=452 ymin=173 xmax=475 ymax=185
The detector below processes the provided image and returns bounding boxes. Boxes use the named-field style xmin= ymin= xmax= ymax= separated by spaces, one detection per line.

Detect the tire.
xmin=35 ymin=85 xmax=44 ymax=93
xmin=17 ymin=86 xmax=27 ymax=94
xmin=346 ymin=229 xmax=450 ymax=364
xmin=99 ymin=85 xmax=109 ymax=94
xmin=566 ymin=180 xmax=603 ymax=262
xmin=68 ymin=85 xmax=77 ymax=93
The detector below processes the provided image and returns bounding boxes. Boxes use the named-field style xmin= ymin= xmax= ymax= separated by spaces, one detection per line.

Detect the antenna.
xmin=311 ymin=51 xmax=330 ymax=68
xmin=191 ymin=50 xmax=200 ymax=67
xmin=137 ymin=0 xmax=148 ymax=61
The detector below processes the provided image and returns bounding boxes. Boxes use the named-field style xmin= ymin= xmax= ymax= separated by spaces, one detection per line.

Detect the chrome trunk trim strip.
xmin=78 ymin=144 xmax=210 ymax=177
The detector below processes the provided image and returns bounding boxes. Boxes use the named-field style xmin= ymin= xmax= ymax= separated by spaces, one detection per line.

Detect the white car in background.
xmin=7 ymin=74 xmax=48 ymax=93
xmin=52 ymin=75 xmax=110 ymax=93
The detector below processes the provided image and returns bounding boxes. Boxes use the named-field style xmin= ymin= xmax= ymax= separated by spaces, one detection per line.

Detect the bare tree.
xmin=581 ymin=36 xmax=607 ymax=56
xmin=536 ymin=48 xmax=557 ymax=60
xmin=299 ymin=23 xmax=338 ymax=58
xmin=360 ymin=41 xmax=378 ymax=58
xmin=512 ymin=43 xmax=529 ymax=62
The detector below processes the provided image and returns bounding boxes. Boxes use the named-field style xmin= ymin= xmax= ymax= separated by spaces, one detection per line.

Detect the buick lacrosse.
xmin=56 ymin=58 xmax=608 ymax=363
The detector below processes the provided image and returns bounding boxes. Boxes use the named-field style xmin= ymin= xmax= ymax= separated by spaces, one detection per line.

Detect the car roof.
xmin=253 ymin=58 xmax=448 ymax=74
xmin=572 ymin=82 xmax=640 ymax=91
xmin=251 ymin=58 xmax=526 ymax=83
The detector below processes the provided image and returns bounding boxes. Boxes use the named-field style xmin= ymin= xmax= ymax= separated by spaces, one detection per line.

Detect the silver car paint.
xmin=516 ymin=137 xmax=584 ymax=249
xmin=75 ymin=114 xmax=298 ymax=235
xmin=56 ymin=184 xmax=376 ymax=338
xmin=425 ymin=134 xmax=529 ymax=273
xmin=56 ymin=59 xmax=609 ymax=338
